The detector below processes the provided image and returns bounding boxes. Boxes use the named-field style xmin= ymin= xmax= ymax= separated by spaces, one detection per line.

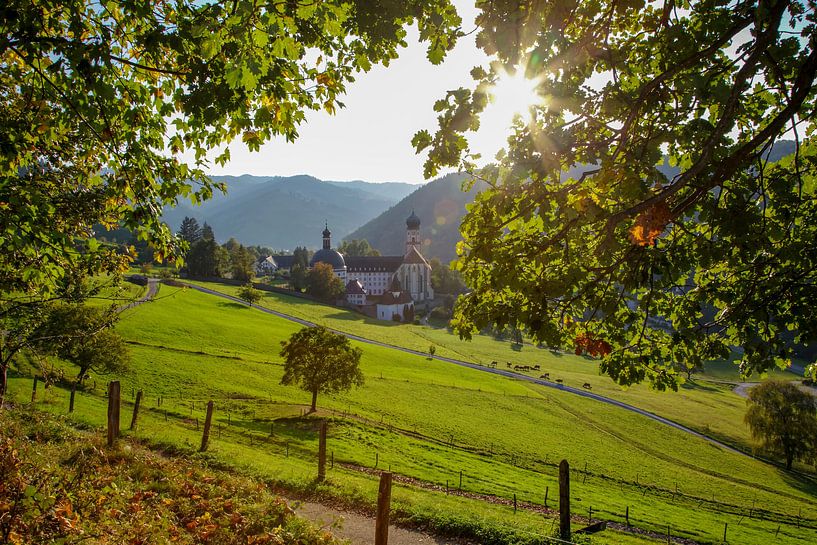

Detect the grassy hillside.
xmin=7 ymin=282 xmax=816 ymax=545
xmin=183 ymin=280 xmax=797 ymax=453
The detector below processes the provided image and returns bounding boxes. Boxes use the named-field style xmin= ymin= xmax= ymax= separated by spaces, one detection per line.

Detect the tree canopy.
xmin=33 ymin=304 xmax=130 ymax=383
xmin=338 ymin=239 xmax=381 ymax=256
xmin=2 ymin=0 xmax=460 ymax=296
xmin=279 ymin=326 xmax=363 ymax=411
xmin=416 ymin=0 xmax=817 ymax=388
xmin=306 ymin=262 xmax=345 ymax=302
xmin=744 ymin=380 xmax=817 ymax=469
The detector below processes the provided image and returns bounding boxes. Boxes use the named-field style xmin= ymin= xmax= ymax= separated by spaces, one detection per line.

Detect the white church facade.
xmin=308 ymin=211 xmax=434 ymax=316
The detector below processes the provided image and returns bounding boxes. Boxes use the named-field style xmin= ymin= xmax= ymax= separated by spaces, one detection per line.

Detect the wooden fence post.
xmin=723 ymin=522 xmax=728 ymax=542
xmin=559 ymin=459 xmax=570 ymax=541
xmin=69 ymin=383 xmax=76 ymax=413
xmin=318 ymin=420 xmax=327 ymax=481
xmin=107 ymin=381 xmax=121 ymax=447
xmin=459 ymin=470 xmax=463 ymax=490
xmin=200 ymin=401 xmax=214 ymax=452
xmin=626 ymin=506 xmax=630 ymax=526
xmin=130 ymin=390 xmax=143 ymax=430
xmin=31 ymin=377 xmax=38 ymax=403
xmin=375 ymin=472 xmax=392 ymax=545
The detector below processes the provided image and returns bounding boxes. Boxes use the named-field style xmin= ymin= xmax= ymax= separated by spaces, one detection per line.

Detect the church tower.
xmin=405 ymin=210 xmax=421 ymax=255
xmin=322 ymin=222 xmax=332 ymax=250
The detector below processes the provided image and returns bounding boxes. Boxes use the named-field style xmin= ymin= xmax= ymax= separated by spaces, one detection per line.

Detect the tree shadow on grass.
xmin=776 ymin=465 xmax=817 ymax=500
xmin=680 ymin=379 xmax=722 ymax=393
xmin=218 ymin=301 xmax=247 ymax=310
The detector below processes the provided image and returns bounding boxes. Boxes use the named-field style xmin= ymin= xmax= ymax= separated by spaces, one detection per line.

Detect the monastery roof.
xmin=345 ymin=255 xmax=403 ymax=272
xmin=345 ymin=279 xmax=366 ymax=295
xmin=403 ymin=245 xmax=430 ymax=266
xmin=378 ymin=291 xmax=413 ymax=305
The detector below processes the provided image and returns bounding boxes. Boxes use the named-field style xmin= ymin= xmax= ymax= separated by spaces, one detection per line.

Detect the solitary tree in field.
xmin=280 ymin=326 xmax=363 ymax=413
xmin=745 ymin=380 xmax=817 ymax=470
xmin=238 ymin=282 xmax=262 ymax=306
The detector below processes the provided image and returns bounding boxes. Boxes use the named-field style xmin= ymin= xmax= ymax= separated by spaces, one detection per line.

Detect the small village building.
xmin=376 ymin=278 xmax=414 ymax=321
xmin=255 ymin=255 xmax=278 ymax=275
xmin=345 ymin=278 xmax=367 ymax=306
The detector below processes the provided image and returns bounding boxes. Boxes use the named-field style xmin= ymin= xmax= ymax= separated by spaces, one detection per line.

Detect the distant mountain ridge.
xmin=162 ymin=175 xmax=419 ymax=250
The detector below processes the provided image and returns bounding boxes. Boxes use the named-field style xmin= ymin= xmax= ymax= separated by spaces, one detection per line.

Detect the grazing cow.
xmin=506 ymin=362 xmax=512 ymax=368
xmin=533 ymin=364 xmax=541 ymax=370
xmin=540 ymin=373 xmax=550 ymax=380
xmin=555 ymin=378 xmax=564 ymax=384
xmin=583 ymin=383 xmax=592 ymax=390
xmin=490 ymin=361 xmax=498 ymax=368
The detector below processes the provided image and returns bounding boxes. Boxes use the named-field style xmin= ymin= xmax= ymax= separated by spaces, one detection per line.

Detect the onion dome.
xmin=310 ymin=248 xmax=346 ymax=270
xmin=406 ymin=210 xmax=421 ymax=230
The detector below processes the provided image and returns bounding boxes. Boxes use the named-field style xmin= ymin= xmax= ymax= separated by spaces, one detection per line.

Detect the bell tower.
xmin=322 ymin=222 xmax=331 ymax=250
xmin=405 ymin=210 xmax=420 ymax=255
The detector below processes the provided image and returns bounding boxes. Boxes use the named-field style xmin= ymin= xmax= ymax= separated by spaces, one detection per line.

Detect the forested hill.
xmin=347 ymin=141 xmax=797 ymax=265
xmin=162 ymin=175 xmax=418 ymax=250
xmin=344 ymin=173 xmax=487 ymax=264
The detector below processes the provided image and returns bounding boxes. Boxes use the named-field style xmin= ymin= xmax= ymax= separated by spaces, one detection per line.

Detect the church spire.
xmin=322 ymin=221 xmax=331 ymax=250
xmin=406 ymin=210 xmax=420 ymax=254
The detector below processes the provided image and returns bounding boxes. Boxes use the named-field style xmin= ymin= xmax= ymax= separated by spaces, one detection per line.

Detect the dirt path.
xmin=294 ymin=502 xmax=467 ymax=545
xmin=734 ymin=381 xmax=817 ymax=399
xmin=184 ymin=282 xmax=748 ymax=457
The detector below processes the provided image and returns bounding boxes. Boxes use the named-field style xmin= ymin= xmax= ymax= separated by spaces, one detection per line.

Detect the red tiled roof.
xmin=345 ymin=279 xmax=366 ymax=295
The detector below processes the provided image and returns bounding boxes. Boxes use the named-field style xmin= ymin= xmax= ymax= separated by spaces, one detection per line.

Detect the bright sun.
xmin=489 ymin=69 xmax=544 ymax=120
xmin=470 ymin=69 xmax=546 ymax=160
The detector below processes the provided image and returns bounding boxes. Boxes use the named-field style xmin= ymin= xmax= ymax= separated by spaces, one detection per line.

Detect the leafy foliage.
xmin=238 ymin=282 xmax=263 ymax=305
xmin=33 ymin=304 xmax=130 ymax=383
xmin=306 ymin=262 xmax=345 ymax=302
xmin=338 ymin=239 xmax=380 ymax=256
xmin=416 ymin=0 xmax=817 ymax=388
xmin=279 ymin=326 xmax=363 ymax=411
xmin=186 ymin=238 xmax=230 ymax=278
xmin=744 ymin=380 xmax=817 ymax=470
xmin=2 ymin=0 xmax=461 ymax=297
xmin=228 ymin=244 xmax=256 ymax=283
xmin=429 ymin=257 xmax=466 ymax=294
xmin=0 ymin=410 xmax=342 ymax=545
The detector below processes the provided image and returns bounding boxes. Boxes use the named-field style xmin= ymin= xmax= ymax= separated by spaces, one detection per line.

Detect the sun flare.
xmin=488 ymin=69 xmax=545 ymax=120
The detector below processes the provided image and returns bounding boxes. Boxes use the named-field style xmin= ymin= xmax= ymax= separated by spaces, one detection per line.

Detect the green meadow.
xmin=7 ymin=280 xmax=817 ymax=545
xmin=183 ymin=280 xmax=800 ymax=452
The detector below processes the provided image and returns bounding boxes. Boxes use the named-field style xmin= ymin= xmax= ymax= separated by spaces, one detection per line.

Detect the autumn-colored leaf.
xmin=629 ymin=200 xmax=671 ymax=246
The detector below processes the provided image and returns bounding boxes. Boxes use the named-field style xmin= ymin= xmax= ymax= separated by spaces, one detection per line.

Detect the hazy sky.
xmin=203 ymin=1 xmax=524 ymax=185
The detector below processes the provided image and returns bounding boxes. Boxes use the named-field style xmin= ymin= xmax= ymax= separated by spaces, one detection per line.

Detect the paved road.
xmin=183 ymin=282 xmax=750 ymax=457
xmin=120 ymin=278 xmax=160 ymax=311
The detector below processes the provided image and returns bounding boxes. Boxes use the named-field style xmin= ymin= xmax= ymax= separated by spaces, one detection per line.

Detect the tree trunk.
xmin=310 ymin=389 xmax=318 ymax=413
xmin=786 ymin=451 xmax=793 ymax=470
xmin=0 ymin=365 xmax=7 ymax=409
